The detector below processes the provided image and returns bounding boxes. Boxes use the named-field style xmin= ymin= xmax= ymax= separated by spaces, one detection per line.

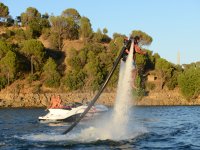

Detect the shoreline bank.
xmin=0 ymin=89 xmax=200 ymax=108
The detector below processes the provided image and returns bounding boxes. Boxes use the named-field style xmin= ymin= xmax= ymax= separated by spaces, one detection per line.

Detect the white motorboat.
xmin=38 ymin=102 xmax=108 ymax=122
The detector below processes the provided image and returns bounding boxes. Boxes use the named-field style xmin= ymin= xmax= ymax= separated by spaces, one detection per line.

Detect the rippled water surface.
xmin=1 ymin=106 xmax=200 ymax=149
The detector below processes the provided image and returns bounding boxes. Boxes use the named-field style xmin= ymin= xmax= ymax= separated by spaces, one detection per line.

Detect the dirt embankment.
xmin=135 ymin=88 xmax=200 ymax=106
xmin=0 ymin=91 xmax=115 ymax=108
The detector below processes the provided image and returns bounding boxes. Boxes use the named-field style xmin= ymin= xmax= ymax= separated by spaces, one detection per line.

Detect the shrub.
xmin=43 ymin=58 xmax=61 ymax=88
xmin=178 ymin=67 xmax=200 ymax=99
xmin=63 ymin=70 xmax=85 ymax=90
xmin=28 ymin=73 xmax=39 ymax=83
xmin=0 ymin=76 xmax=7 ymax=90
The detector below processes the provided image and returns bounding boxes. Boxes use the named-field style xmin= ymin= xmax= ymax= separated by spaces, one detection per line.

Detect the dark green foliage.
xmin=43 ymin=58 xmax=61 ymax=88
xmin=135 ymin=53 xmax=148 ymax=69
xmin=0 ymin=50 xmax=19 ymax=84
xmin=63 ymin=70 xmax=85 ymax=90
xmin=84 ymin=46 xmax=108 ymax=90
xmin=28 ymin=19 xmax=42 ymax=38
xmin=166 ymin=74 xmax=178 ymax=90
xmin=21 ymin=7 xmax=49 ymax=37
xmin=0 ymin=40 xmax=12 ymax=59
xmin=49 ymin=16 xmax=66 ymax=50
xmin=21 ymin=39 xmax=45 ymax=62
xmin=112 ymin=33 xmax=126 ymax=39
xmin=92 ymin=29 xmax=104 ymax=43
xmin=41 ymin=28 xmax=50 ymax=40
xmin=79 ymin=16 xmax=93 ymax=40
xmin=21 ymin=39 xmax=45 ymax=72
xmin=21 ymin=7 xmax=41 ymax=26
xmin=0 ymin=2 xmax=9 ymax=18
xmin=14 ymin=29 xmax=27 ymax=41
xmin=133 ymin=75 xmax=146 ymax=100
xmin=61 ymin=9 xmax=80 ymax=40
xmin=145 ymin=50 xmax=155 ymax=70
xmin=0 ymin=76 xmax=7 ymax=89
xmin=3 ymin=17 xmax=14 ymax=26
xmin=131 ymin=30 xmax=153 ymax=46
xmin=93 ymin=29 xmax=111 ymax=43
xmin=13 ymin=29 xmax=35 ymax=41
xmin=178 ymin=66 xmax=200 ymax=99
xmin=103 ymin=28 xmax=108 ymax=34
xmin=166 ymin=65 xmax=183 ymax=90
xmin=61 ymin=8 xmax=81 ymax=23
xmin=65 ymin=43 xmax=110 ymax=91
xmin=27 ymin=73 xmax=39 ymax=84
xmin=155 ymin=58 xmax=174 ymax=89
xmin=64 ymin=17 xmax=79 ymax=40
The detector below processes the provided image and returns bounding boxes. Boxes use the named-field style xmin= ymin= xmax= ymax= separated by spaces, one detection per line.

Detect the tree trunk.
xmin=7 ymin=72 xmax=10 ymax=85
xmin=31 ymin=55 xmax=33 ymax=74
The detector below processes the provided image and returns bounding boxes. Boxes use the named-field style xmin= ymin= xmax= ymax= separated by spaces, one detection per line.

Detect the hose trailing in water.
xmin=62 ymin=40 xmax=132 ymax=135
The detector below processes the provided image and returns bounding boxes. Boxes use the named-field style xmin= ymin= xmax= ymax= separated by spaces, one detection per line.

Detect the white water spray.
xmin=110 ymin=42 xmax=135 ymax=138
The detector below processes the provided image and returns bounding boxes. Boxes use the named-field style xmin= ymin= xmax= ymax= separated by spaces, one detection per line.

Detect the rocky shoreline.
xmin=0 ymin=88 xmax=200 ymax=108
xmin=0 ymin=92 xmax=116 ymax=108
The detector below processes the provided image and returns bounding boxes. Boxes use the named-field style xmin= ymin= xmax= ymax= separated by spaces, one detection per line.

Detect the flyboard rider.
xmin=122 ymin=36 xmax=147 ymax=89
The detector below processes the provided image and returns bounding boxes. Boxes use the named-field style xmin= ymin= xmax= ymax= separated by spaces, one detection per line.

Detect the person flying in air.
xmin=122 ymin=36 xmax=147 ymax=89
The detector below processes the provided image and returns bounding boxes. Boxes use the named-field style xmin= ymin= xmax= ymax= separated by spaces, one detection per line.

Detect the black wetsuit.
xmin=122 ymin=39 xmax=135 ymax=62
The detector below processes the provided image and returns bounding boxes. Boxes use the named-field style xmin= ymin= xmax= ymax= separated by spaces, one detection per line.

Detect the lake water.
xmin=1 ymin=106 xmax=200 ymax=150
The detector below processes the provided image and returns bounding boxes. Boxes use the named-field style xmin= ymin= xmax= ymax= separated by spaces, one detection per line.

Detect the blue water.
xmin=1 ymin=106 xmax=200 ymax=149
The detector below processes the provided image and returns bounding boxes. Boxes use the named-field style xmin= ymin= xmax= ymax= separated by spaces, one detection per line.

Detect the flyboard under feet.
xmin=62 ymin=38 xmax=132 ymax=134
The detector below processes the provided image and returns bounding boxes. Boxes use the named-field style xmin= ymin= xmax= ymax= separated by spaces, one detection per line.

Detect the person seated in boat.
xmin=48 ymin=95 xmax=73 ymax=110
xmin=49 ymin=95 xmax=62 ymax=109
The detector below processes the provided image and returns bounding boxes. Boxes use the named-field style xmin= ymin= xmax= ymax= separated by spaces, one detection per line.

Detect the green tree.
xmin=166 ymin=65 xmax=183 ymax=90
xmin=155 ymin=58 xmax=173 ymax=89
xmin=0 ymin=76 xmax=7 ymax=89
xmin=78 ymin=49 xmax=88 ymax=67
xmin=0 ymin=51 xmax=18 ymax=85
xmin=61 ymin=8 xmax=80 ymax=40
xmin=79 ymin=16 xmax=93 ymax=40
xmin=66 ymin=48 xmax=82 ymax=71
xmin=21 ymin=7 xmax=49 ymax=37
xmin=83 ymin=44 xmax=108 ymax=90
xmin=0 ymin=2 xmax=9 ymax=18
xmin=28 ymin=19 xmax=42 ymax=37
xmin=178 ymin=67 xmax=200 ymax=99
xmin=63 ymin=70 xmax=85 ymax=90
xmin=49 ymin=16 xmax=67 ymax=50
xmin=21 ymin=39 xmax=45 ymax=74
xmin=21 ymin=7 xmax=41 ymax=26
xmin=93 ymin=28 xmax=104 ymax=43
xmin=112 ymin=33 xmax=126 ymax=40
xmin=103 ymin=28 xmax=108 ymax=34
xmin=61 ymin=8 xmax=81 ymax=23
xmin=43 ymin=57 xmax=61 ymax=87
xmin=131 ymin=30 xmax=153 ymax=46
xmin=0 ymin=40 xmax=12 ymax=59
xmin=64 ymin=17 xmax=79 ymax=40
